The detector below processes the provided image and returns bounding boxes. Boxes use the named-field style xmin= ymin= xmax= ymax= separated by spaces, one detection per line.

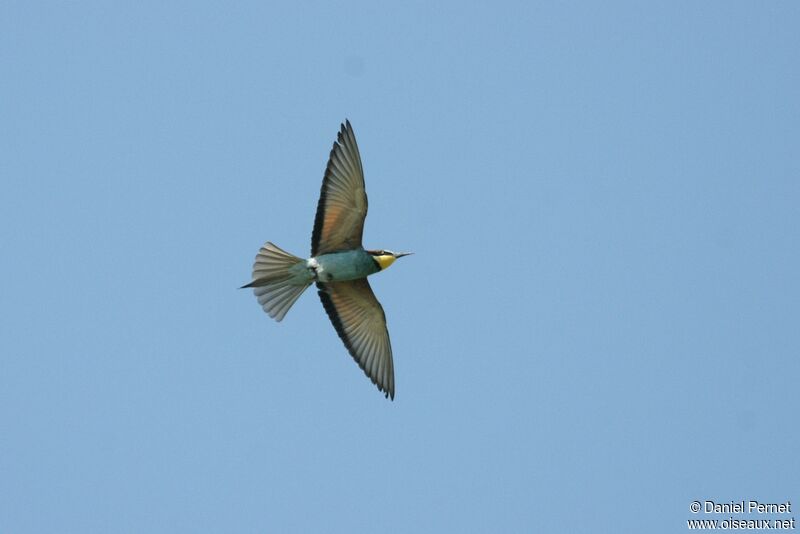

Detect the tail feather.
xmin=243 ymin=242 xmax=311 ymax=322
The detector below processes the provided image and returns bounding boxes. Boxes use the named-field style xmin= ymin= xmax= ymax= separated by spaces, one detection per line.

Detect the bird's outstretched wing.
xmin=311 ymin=120 xmax=368 ymax=256
xmin=317 ymin=279 xmax=395 ymax=399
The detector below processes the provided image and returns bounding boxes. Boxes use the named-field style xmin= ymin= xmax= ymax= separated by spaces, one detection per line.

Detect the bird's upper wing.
xmin=317 ymin=279 xmax=395 ymax=399
xmin=311 ymin=120 xmax=368 ymax=256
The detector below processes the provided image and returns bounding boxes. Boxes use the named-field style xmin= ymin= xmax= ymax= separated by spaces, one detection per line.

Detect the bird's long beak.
xmin=395 ymin=252 xmax=414 ymax=258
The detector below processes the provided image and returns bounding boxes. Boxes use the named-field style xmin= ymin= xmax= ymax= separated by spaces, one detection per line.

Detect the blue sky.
xmin=2 ymin=2 xmax=798 ymax=532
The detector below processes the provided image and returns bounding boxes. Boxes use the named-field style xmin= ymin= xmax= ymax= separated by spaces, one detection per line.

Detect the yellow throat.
xmin=375 ymin=254 xmax=396 ymax=270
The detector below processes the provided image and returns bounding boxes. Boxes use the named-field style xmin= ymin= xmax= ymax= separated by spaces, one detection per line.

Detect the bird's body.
xmin=243 ymin=121 xmax=410 ymax=399
xmin=307 ymin=249 xmax=381 ymax=283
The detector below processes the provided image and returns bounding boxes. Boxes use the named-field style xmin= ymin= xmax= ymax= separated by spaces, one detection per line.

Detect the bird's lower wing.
xmin=317 ymin=279 xmax=395 ymax=399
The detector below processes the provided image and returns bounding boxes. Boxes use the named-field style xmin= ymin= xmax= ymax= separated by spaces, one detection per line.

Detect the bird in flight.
xmin=242 ymin=120 xmax=411 ymax=399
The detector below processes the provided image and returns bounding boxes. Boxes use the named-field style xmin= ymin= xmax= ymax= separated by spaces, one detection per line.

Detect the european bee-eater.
xmin=243 ymin=121 xmax=410 ymax=399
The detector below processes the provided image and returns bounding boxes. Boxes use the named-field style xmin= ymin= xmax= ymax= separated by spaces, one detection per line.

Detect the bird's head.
xmin=368 ymin=249 xmax=413 ymax=271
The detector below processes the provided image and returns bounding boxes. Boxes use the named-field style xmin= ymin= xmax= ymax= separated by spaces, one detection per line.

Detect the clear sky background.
xmin=2 ymin=2 xmax=798 ymax=533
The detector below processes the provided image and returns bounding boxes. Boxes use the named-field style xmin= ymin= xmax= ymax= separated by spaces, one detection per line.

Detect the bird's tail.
xmin=241 ymin=242 xmax=312 ymax=322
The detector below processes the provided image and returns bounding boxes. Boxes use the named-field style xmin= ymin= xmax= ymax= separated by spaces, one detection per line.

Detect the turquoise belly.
xmin=315 ymin=249 xmax=379 ymax=282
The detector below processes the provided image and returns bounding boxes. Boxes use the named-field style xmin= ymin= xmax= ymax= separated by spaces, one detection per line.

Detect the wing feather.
xmin=311 ymin=121 xmax=368 ymax=256
xmin=317 ymin=279 xmax=395 ymax=399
